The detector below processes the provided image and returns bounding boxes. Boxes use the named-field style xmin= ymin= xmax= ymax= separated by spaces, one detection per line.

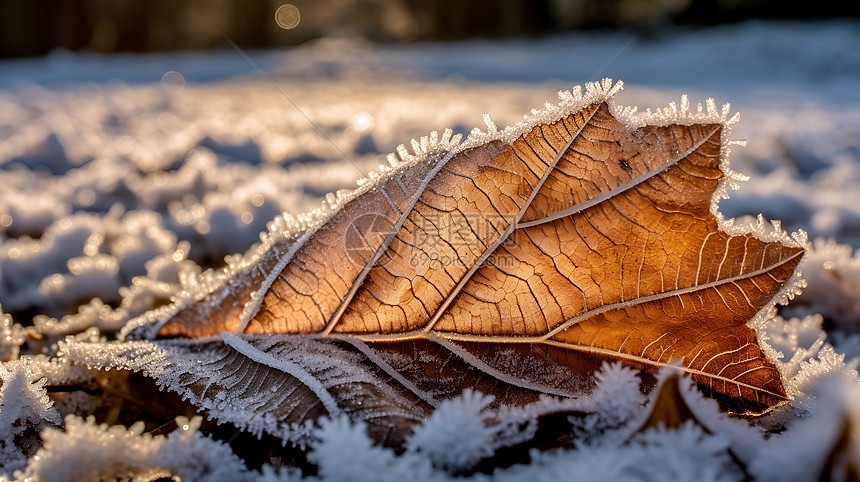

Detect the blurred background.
xmin=1 ymin=0 xmax=859 ymax=58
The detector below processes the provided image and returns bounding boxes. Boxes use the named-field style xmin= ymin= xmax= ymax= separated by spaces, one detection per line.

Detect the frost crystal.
xmin=750 ymin=375 xmax=860 ymax=482
xmin=19 ymin=415 xmax=252 ymax=482
xmin=0 ymin=362 xmax=61 ymax=475
xmin=310 ymin=416 xmax=439 ymax=482
xmin=406 ymin=390 xmax=499 ymax=471
xmin=790 ymin=240 xmax=860 ymax=327
xmin=572 ymin=362 xmax=644 ymax=440
xmin=591 ymin=362 xmax=646 ymax=422
xmin=0 ymin=306 xmax=24 ymax=361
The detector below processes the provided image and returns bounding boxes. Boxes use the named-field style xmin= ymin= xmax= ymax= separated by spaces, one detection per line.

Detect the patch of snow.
xmin=0 ymin=362 xmax=61 ymax=475
xmin=17 ymin=415 xmax=253 ymax=482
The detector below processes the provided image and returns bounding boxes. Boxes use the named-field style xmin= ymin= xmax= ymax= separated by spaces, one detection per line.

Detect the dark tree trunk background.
xmin=0 ymin=0 xmax=858 ymax=58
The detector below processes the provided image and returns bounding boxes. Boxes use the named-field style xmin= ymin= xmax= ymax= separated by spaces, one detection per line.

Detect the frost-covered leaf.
xmin=112 ymin=79 xmax=806 ymax=446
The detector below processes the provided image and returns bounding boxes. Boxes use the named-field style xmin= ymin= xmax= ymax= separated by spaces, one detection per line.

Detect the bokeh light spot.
xmin=77 ymin=189 xmax=95 ymax=207
xmin=115 ymin=135 xmax=136 ymax=155
xmin=251 ymin=194 xmax=264 ymax=207
xmin=0 ymin=214 xmax=11 ymax=227
xmin=275 ymin=4 xmax=301 ymax=30
xmin=352 ymin=112 xmax=374 ymax=134
xmin=161 ymin=71 xmax=186 ymax=93
xmin=241 ymin=212 xmax=254 ymax=224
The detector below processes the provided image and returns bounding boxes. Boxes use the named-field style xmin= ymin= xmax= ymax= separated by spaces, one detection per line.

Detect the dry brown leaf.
xmin=123 ymin=80 xmax=806 ymax=444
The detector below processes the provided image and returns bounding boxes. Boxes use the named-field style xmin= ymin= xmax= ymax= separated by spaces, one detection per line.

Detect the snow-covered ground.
xmin=3 ymin=19 xmax=860 ymax=480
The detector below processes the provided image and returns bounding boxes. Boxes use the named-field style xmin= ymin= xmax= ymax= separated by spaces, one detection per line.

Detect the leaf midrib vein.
xmin=518 ymin=124 xmax=721 ymax=229
xmin=421 ymin=106 xmax=602 ymax=333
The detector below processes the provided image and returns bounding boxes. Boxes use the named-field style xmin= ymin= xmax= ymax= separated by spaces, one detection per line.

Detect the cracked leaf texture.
xmin=150 ymin=95 xmax=804 ymax=432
